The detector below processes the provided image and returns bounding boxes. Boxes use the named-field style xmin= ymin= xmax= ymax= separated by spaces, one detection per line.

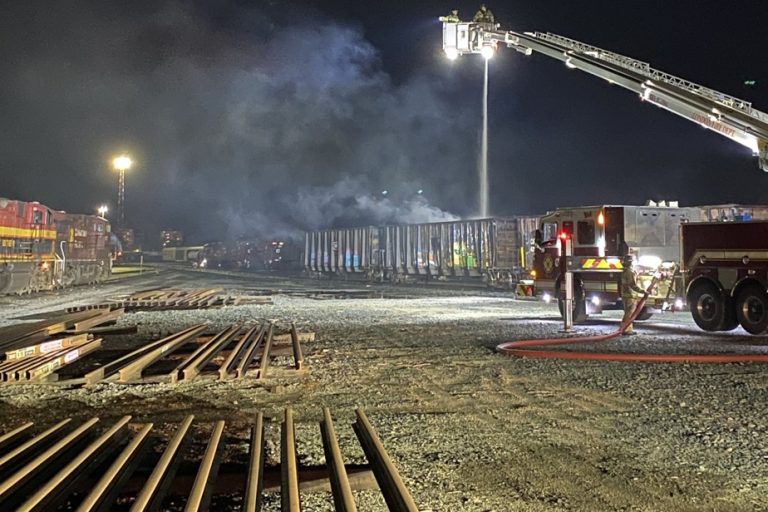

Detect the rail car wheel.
xmin=688 ymin=281 xmax=728 ymax=332
xmin=735 ymin=285 xmax=768 ymax=335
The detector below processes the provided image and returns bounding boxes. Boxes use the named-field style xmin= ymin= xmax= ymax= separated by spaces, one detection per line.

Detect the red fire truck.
xmin=682 ymin=221 xmax=768 ymax=334
xmin=532 ymin=204 xmax=701 ymax=322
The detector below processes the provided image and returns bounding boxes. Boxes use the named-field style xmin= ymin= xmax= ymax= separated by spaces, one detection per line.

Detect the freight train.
xmin=304 ymin=217 xmax=539 ymax=287
xmin=0 ymin=197 xmax=112 ymax=294
xmin=197 ymin=240 xmax=302 ymax=271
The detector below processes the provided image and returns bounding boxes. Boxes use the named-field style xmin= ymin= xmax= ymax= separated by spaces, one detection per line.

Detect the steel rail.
xmin=220 ymin=324 xmax=258 ymax=379
xmin=320 ymin=408 xmax=357 ymax=512
xmin=178 ymin=325 xmax=241 ymax=382
xmin=281 ymin=408 xmax=301 ymax=512
xmin=244 ymin=412 xmax=265 ymax=512
xmin=0 ymin=417 xmax=100 ymax=504
xmin=0 ymin=419 xmax=72 ymax=472
xmin=290 ymin=323 xmax=304 ymax=371
xmin=129 ymin=415 xmax=194 ymax=512
xmin=25 ymin=338 xmax=102 ymax=381
xmin=0 ymin=422 xmax=33 ymax=452
xmin=168 ymin=326 xmax=233 ymax=383
xmin=219 ymin=324 xmax=261 ymax=380
xmin=257 ymin=324 xmax=275 ymax=380
xmin=84 ymin=324 xmax=205 ymax=384
xmin=235 ymin=324 xmax=268 ymax=379
xmin=353 ymin=409 xmax=418 ymax=512
xmin=118 ymin=325 xmax=207 ymax=382
xmin=17 ymin=416 xmax=131 ymax=512
xmin=184 ymin=420 xmax=225 ymax=512
xmin=76 ymin=423 xmax=154 ymax=512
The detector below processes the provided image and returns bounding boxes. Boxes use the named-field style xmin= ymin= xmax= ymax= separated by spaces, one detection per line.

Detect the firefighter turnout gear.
xmin=621 ymin=256 xmax=646 ymax=334
xmin=473 ymin=4 xmax=495 ymax=24
xmin=441 ymin=9 xmax=460 ymax=23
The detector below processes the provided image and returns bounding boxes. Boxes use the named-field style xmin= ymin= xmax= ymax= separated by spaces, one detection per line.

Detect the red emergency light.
xmin=558 ymin=231 xmax=570 ymax=241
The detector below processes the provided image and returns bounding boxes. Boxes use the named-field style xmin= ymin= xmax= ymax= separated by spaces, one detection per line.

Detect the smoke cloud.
xmin=0 ymin=1 xmax=477 ymax=244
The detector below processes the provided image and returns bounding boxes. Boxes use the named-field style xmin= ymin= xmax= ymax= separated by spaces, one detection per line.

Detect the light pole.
xmin=97 ymin=205 xmax=109 ymax=218
xmin=480 ymin=45 xmax=494 ymax=218
xmin=112 ymin=155 xmax=133 ymax=228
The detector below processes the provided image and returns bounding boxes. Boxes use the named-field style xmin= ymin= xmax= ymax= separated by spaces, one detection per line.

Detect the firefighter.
xmin=440 ymin=9 xmax=460 ymax=23
xmin=621 ymin=254 xmax=647 ymax=335
xmin=473 ymin=4 xmax=495 ymax=24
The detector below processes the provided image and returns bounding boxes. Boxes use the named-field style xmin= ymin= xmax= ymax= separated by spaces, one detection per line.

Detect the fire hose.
xmin=496 ymin=274 xmax=768 ymax=363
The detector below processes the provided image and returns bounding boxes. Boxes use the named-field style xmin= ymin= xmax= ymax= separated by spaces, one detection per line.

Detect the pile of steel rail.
xmin=0 ymin=321 xmax=306 ymax=386
xmin=66 ymin=288 xmax=273 ymax=313
xmin=0 ymin=309 xmax=125 ymax=383
xmin=84 ymin=322 xmax=306 ymax=385
xmin=0 ymin=408 xmax=418 ymax=512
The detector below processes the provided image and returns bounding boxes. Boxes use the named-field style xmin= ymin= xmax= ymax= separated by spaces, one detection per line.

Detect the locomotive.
xmin=0 ymin=197 xmax=112 ymax=294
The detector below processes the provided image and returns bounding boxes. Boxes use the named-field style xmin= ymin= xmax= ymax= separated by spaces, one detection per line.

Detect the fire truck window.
xmin=541 ymin=222 xmax=558 ymax=242
xmin=577 ymin=220 xmax=595 ymax=245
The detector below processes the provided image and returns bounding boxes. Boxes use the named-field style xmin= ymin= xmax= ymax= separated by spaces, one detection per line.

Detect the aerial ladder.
xmin=441 ymin=18 xmax=768 ymax=172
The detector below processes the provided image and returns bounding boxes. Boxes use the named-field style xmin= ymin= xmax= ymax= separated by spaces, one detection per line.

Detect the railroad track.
xmin=0 ymin=408 xmax=418 ymax=511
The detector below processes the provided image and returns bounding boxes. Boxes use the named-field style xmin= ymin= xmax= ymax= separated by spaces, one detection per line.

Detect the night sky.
xmin=0 ymin=0 xmax=766 ymax=244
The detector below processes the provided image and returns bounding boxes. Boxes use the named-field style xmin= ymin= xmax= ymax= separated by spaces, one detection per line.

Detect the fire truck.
xmin=441 ymin=17 xmax=768 ymax=172
xmin=682 ymin=221 xmax=768 ymax=334
xmin=531 ymin=204 xmax=700 ymax=322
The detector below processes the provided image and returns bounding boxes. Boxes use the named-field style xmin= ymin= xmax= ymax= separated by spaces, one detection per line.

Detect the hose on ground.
xmin=496 ymin=275 xmax=768 ymax=363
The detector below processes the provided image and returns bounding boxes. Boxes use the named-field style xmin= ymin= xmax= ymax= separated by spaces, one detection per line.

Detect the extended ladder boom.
xmin=442 ymin=21 xmax=768 ymax=171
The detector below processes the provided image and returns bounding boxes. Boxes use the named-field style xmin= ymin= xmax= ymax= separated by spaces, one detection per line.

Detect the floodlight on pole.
xmin=112 ymin=154 xmax=133 ymax=228
xmin=481 ymin=45 xmax=495 ymax=60
xmin=97 ymin=205 xmax=108 ymax=218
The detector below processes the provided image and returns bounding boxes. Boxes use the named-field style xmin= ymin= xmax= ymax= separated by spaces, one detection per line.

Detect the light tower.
xmin=112 ymin=154 xmax=133 ymax=227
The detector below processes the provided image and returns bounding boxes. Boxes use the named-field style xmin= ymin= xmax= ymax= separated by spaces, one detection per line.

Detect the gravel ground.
xmin=0 ymin=268 xmax=767 ymax=511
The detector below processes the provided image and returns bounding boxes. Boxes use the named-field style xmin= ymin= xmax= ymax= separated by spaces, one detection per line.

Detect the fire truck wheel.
xmin=688 ymin=281 xmax=728 ymax=332
xmin=735 ymin=285 xmax=768 ymax=335
xmin=635 ymin=306 xmax=654 ymax=321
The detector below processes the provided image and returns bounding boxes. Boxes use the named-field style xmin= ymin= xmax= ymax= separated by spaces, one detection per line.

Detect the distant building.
xmin=161 ymin=230 xmax=184 ymax=248
xmin=116 ymin=228 xmax=135 ymax=251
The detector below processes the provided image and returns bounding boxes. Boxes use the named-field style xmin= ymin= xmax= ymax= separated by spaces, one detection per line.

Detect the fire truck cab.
xmin=532 ymin=204 xmax=701 ymax=322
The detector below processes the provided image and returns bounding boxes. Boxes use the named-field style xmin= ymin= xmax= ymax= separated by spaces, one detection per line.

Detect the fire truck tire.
xmin=688 ymin=281 xmax=728 ymax=332
xmin=734 ymin=285 xmax=768 ymax=335
xmin=635 ymin=306 xmax=654 ymax=321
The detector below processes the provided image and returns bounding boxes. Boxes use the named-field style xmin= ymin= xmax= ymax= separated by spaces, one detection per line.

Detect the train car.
xmin=262 ymin=240 xmax=303 ymax=271
xmin=198 ymin=240 xmax=302 ymax=271
xmin=304 ymin=216 xmax=539 ymax=286
xmin=0 ymin=198 xmax=57 ymax=294
xmin=698 ymin=204 xmax=768 ymax=222
xmin=162 ymin=246 xmax=204 ymax=264
xmin=52 ymin=212 xmax=112 ymax=287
